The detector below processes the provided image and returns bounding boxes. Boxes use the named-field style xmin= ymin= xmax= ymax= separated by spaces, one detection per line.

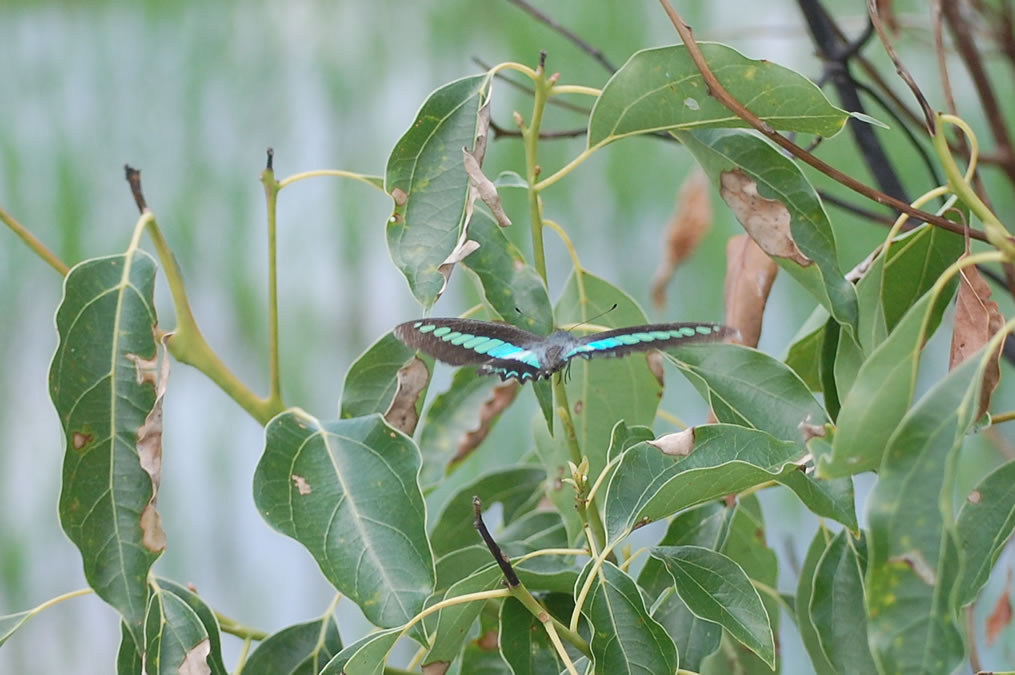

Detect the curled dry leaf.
xmin=450 ymin=381 xmax=519 ymax=466
xmin=463 ymin=148 xmax=511 ymax=227
xmin=651 ymin=168 xmax=712 ymax=308
xmin=949 ymin=260 xmax=1003 ymax=420
xmin=422 ymin=661 xmax=451 ymax=675
xmin=131 ymin=336 xmax=170 ymax=553
xmin=719 ymin=169 xmax=811 ymax=267
xmin=436 ymin=236 xmax=480 ymax=298
xmin=178 ymin=638 xmax=212 ymax=675
xmin=986 ymin=574 xmax=1013 ymax=646
xmin=648 ymin=428 xmax=695 ymax=457
xmin=383 ymin=357 xmax=430 ymax=436
xmin=646 ymin=351 xmax=665 ymax=388
xmin=723 ymin=234 xmax=778 ymax=347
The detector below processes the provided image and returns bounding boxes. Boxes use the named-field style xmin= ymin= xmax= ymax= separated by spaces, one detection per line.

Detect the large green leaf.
xmin=555 ymin=270 xmax=662 ymax=477
xmin=462 ymin=210 xmax=554 ymax=428
xmin=809 ymin=532 xmax=876 ymax=673
xmin=428 ymin=465 xmax=545 ymax=557
xmin=116 ymin=622 xmax=142 ymax=675
xmin=499 ymin=597 xmax=565 ymax=674
xmin=676 ymin=128 xmax=857 ymax=331
xmin=882 ymin=224 xmax=963 ymax=332
xmin=665 ymin=342 xmax=828 ymax=445
xmin=865 ymin=351 xmax=990 ymax=674
xmin=956 ymin=459 xmax=1015 ymax=606
xmin=651 ymin=546 xmax=775 ymax=668
xmin=424 ymin=565 xmax=503 ymax=668
xmin=157 ymin=579 xmax=227 ymax=675
xmin=50 ymin=252 xmax=162 ymax=645
xmin=254 ymin=411 xmax=434 ymax=628
xmin=243 ymin=615 xmax=343 ymax=675
xmin=144 ymin=584 xmax=210 ymax=675
xmin=417 ymin=367 xmax=515 ymax=489
xmin=783 ymin=307 xmax=828 ymax=392
xmin=385 ymin=74 xmax=487 ymax=307
xmin=339 ymin=331 xmax=420 ymax=419
xmin=796 ymin=528 xmax=836 ymax=675
xmin=580 ymin=561 xmax=677 ymax=674
xmin=819 ymin=285 xmax=952 ymax=477
xmin=588 ymin=44 xmax=848 ymax=147
xmin=604 ymin=425 xmax=803 ymax=543
xmin=638 ymin=503 xmax=728 ymax=670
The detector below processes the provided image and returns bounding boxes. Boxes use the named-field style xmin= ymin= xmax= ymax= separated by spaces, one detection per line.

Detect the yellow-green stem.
xmin=1 ymin=205 xmax=70 ymax=276
xmin=523 ymin=65 xmax=551 ymax=281
xmin=144 ymin=218 xmax=282 ymax=424
xmin=261 ymin=168 xmax=283 ymax=405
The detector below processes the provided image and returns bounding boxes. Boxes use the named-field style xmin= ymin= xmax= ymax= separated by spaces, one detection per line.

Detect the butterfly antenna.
xmin=569 ymin=303 xmax=619 ymax=334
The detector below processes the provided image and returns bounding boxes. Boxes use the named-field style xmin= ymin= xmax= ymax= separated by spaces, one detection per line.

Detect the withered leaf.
xmin=450 ymin=381 xmax=519 ymax=467
xmin=651 ymin=168 xmax=712 ymax=308
xmin=724 ymin=234 xmax=778 ymax=347
xmin=648 ymin=428 xmax=695 ymax=457
xmin=134 ymin=337 xmax=170 ymax=553
xmin=383 ymin=357 xmax=430 ymax=435
xmin=986 ymin=576 xmax=1012 ymax=646
xmin=719 ymin=169 xmax=811 ymax=267
xmin=949 ymin=259 xmax=1003 ymax=420
xmin=178 ymin=638 xmax=212 ymax=675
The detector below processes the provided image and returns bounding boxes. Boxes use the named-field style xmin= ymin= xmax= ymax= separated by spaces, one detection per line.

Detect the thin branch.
xmin=654 ymin=0 xmax=992 ymax=244
xmin=473 ymin=496 xmax=520 ymax=586
xmin=489 ymin=119 xmax=587 ymax=140
xmin=504 ymin=0 xmax=618 ymax=73
xmin=0 ymin=205 xmax=70 ymax=276
xmin=818 ymin=190 xmax=895 ymax=225
xmin=941 ymin=0 xmax=1015 ymax=184
xmin=867 ymin=0 xmax=936 ymax=134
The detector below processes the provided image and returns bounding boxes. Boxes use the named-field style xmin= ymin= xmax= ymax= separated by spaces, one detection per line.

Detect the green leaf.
xmin=385 ymin=74 xmax=487 ymax=307
xmin=157 ymin=579 xmax=228 ymax=675
xmin=555 ymin=270 xmax=662 ymax=477
xmin=144 ymin=585 xmax=211 ymax=675
xmin=675 ymin=129 xmax=857 ymax=331
xmin=589 ymin=44 xmax=848 ymax=147
xmin=581 ymin=561 xmax=677 ymax=674
xmin=605 ymin=420 xmax=655 ymax=463
xmin=463 ymin=210 xmax=555 ymax=429
xmin=254 ymin=411 xmax=434 ymax=628
xmin=956 ymin=459 xmax=1015 ymax=606
xmin=322 ymin=628 xmax=401 ymax=675
xmin=429 ymin=465 xmax=545 ymax=557
xmin=499 ymin=597 xmax=564 ymax=674
xmin=882 ymin=224 xmax=963 ymax=332
xmin=604 ymin=424 xmax=804 ymax=543
xmin=243 ymin=615 xmax=343 ymax=675
xmin=639 ymin=503 xmax=728 ymax=670
xmin=796 ymin=529 xmax=836 ymax=675
xmin=424 ymin=564 xmax=503 ymax=667
xmin=493 ymin=170 xmax=528 ymax=189
xmin=651 ymin=546 xmax=775 ymax=668
xmin=865 ymin=351 xmax=990 ymax=675
xmin=50 ymin=252 xmax=161 ymax=645
xmin=809 ymin=532 xmax=876 ymax=673
xmin=340 ymin=331 xmax=425 ymax=419
xmin=783 ymin=307 xmax=828 ymax=391
xmin=666 ymin=342 xmax=828 ymax=445
xmin=818 ymin=285 xmax=952 ymax=477
xmin=117 ymin=621 xmax=143 ymax=675
xmin=776 ymin=470 xmax=857 ymax=531
xmin=418 ymin=367 xmax=514 ymax=489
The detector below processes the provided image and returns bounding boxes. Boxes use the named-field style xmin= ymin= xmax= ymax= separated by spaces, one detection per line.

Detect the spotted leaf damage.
xmin=719 ymin=169 xmax=811 ymax=267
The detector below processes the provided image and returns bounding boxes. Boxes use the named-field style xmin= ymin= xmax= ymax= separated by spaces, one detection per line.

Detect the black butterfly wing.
xmin=564 ymin=322 xmax=735 ymax=362
xmin=393 ymin=318 xmax=547 ymax=381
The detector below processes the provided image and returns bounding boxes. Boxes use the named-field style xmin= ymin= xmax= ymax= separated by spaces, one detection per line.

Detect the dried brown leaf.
xmin=651 ymin=169 xmax=712 ymax=308
xmin=648 ymin=428 xmax=695 ymax=457
xmin=133 ymin=338 xmax=170 ymax=553
xmin=986 ymin=576 xmax=1012 ymax=646
xmin=646 ymin=351 xmax=665 ymax=388
xmin=723 ymin=234 xmax=778 ymax=347
xmin=436 ymin=236 xmax=480 ymax=298
xmin=719 ymin=169 xmax=811 ymax=267
xmin=950 ymin=260 xmax=1004 ymax=420
xmin=178 ymin=638 xmax=212 ymax=675
xmin=451 ymin=381 xmax=519 ymax=466
xmin=463 ymin=148 xmax=511 ymax=227
xmin=383 ymin=357 xmax=430 ymax=435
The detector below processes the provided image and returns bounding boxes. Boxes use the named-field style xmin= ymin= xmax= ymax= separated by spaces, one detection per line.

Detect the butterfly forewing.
xmin=566 ymin=322 xmax=733 ymax=361
xmin=393 ymin=318 xmax=544 ymax=367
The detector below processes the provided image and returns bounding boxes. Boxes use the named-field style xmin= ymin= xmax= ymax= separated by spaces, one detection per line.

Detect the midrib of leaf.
xmin=675 ymin=556 xmax=766 ymax=641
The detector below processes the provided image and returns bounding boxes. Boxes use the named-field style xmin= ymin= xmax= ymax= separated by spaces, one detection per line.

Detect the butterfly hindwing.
xmin=393 ymin=319 xmax=544 ymax=375
xmin=564 ymin=322 xmax=733 ymax=361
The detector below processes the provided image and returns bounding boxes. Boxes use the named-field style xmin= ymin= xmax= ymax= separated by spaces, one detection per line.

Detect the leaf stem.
xmin=277 ymin=169 xmax=386 ymax=192
xmin=0 ymin=205 xmax=70 ymax=276
xmin=261 ymin=161 xmax=283 ymax=406
xmin=550 ymin=84 xmax=602 ymax=97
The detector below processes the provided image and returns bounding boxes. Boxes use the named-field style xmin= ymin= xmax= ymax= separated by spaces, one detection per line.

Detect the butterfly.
xmin=393 ymin=318 xmax=734 ymax=382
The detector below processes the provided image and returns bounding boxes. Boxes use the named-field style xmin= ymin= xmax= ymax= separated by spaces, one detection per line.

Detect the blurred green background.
xmin=3 ymin=1 xmax=1013 ymax=672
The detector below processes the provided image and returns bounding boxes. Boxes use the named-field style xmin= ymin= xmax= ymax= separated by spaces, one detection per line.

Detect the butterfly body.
xmin=394 ymin=318 xmax=733 ymax=383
